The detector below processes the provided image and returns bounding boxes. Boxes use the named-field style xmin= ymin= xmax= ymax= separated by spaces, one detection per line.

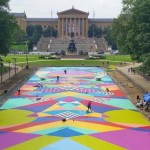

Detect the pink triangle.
xmin=102 ymin=114 xmax=109 ymax=118
xmin=72 ymin=106 xmax=82 ymax=110
xmin=55 ymin=106 xmax=66 ymax=110
xmin=63 ymin=97 xmax=74 ymax=102
xmin=28 ymin=113 xmax=38 ymax=117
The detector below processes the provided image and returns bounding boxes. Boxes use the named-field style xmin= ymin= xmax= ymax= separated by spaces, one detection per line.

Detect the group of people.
xmin=136 ymin=95 xmax=146 ymax=108
xmin=34 ymin=82 xmax=43 ymax=88
xmin=56 ymin=70 xmax=67 ymax=82
xmin=136 ymin=95 xmax=150 ymax=111
xmin=128 ymin=67 xmax=136 ymax=74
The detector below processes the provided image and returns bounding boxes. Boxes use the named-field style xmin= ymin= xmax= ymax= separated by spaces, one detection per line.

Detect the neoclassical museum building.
xmin=13 ymin=7 xmax=113 ymax=37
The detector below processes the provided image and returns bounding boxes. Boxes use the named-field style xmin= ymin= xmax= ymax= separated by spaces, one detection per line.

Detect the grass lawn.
xmin=2 ymin=54 xmax=132 ymax=67
xmin=11 ymin=45 xmax=28 ymax=51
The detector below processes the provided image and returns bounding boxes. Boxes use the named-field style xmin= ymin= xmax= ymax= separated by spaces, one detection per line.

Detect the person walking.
xmin=17 ymin=89 xmax=21 ymax=95
xmin=56 ymin=76 xmax=59 ymax=82
xmin=87 ymin=101 xmax=92 ymax=112
xmin=64 ymin=70 xmax=67 ymax=74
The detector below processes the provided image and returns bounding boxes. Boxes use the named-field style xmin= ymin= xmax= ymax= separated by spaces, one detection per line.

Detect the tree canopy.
xmin=112 ymin=0 xmax=150 ymax=61
xmin=88 ymin=24 xmax=102 ymax=38
xmin=0 ymin=0 xmax=17 ymax=56
xmin=43 ymin=26 xmax=57 ymax=37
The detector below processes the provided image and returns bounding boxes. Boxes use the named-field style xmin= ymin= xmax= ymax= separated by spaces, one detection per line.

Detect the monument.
xmin=68 ymin=32 xmax=77 ymax=53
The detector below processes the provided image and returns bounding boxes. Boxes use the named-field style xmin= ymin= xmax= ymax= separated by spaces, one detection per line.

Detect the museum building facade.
xmin=13 ymin=7 xmax=113 ymax=37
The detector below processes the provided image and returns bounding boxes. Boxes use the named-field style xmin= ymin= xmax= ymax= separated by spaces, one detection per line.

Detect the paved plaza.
xmin=0 ymin=67 xmax=150 ymax=150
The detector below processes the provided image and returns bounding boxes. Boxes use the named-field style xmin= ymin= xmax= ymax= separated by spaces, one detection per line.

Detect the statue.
xmin=68 ymin=39 xmax=77 ymax=53
xmin=67 ymin=31 xmax=77 ymax=53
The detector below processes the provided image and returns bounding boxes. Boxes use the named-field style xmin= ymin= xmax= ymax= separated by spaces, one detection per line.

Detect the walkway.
xmin=116 ymin=63 xmax=150 ymax=92
xmin=0 ymin=65 xmax=23 ymax=84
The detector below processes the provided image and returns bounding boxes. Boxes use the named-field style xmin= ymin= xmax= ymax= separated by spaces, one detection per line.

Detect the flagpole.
xmin=51 ymin=10 xmax=52 ymax=37
xmin=93 ymin=9 xmax=95 ymax=38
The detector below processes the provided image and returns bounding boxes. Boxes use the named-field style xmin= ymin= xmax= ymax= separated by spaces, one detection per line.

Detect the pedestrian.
xmin=128 ymin=68 xmax=130 ymax=73
xmin=87 ymin=101 xmax=92 ymax=112
xmin=57 ymin=76 xmax=59 ymax=82
xmin=136 ymin=95 xmax=140 ymax=102
xmin=106 ymin=88 xmax=109 ymax=92
xmin=64 ymin=70 xmax=67 ymax=74
xmin=17 ymin=89 xmax=21 ymax=95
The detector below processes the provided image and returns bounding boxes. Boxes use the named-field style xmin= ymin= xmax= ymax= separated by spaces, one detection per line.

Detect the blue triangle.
xmin=41 ymin=138 xmax=91 ymax=150
xmin=49 ymin=127 xmax=83 ymax=137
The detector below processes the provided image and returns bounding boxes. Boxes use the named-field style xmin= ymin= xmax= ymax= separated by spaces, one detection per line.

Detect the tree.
xmin=88 ymin=24 xmax=102 ymax=38
xmin=35 ymin=25 xmax=43 ymax=36
xmin=26 ymin=25 xmax=43 ymax=50
xmin=12 ymin=27 xmax=25 ymax=44
xmin=0 ymin=0 xmax=9 ymax=10
xmin=43 ymin=26 xmax=57 ymax=37
xmin=112 ymin=14 xmax=129 ymax=53
xmin=126 ymin=0 xmax=150 ymax=61
xmin=0 ymin=1 xmax=17 ymax=56
xmin=112 ymin=0 xmax=150 ymax=75
xmin=104 ymin=27 xmax=117 ymax=50
xmin=26 ymin=25 xmax=35 ymax=37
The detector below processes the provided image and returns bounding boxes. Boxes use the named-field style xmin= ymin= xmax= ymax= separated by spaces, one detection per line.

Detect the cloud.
xmin=9 ymin=0 xmax=123 ymax=18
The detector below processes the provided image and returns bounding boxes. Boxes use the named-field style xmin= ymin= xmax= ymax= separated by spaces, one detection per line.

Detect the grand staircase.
xmin=37 ymin=36 xmax=108 ymax=52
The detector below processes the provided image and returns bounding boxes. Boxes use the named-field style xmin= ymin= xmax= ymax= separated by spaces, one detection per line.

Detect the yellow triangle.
xmin=43 ymin=104 xmax=60 ymax=112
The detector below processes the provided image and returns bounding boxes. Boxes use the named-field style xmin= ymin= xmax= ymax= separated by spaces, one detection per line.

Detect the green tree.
xmin=35 ymin=25 xmax=43 ymax=36
xmin=26 ymin=25 xmax=35 ymax=37
xmin=104 ymin=27 xmax=117 ymax=50
xmin=112 ymin=14 xmax=129 ymax=53
xmin=112 ymin=0 xmax=150 ymax=60
xmin=43 ymin=26 xmax=57 ymax=37
xmin=12 ymin=27 xmax=25 ymax=44
xmin=0 ymin=0 xmax=9 ymax=10
xmin=0 ymin=0 xmax=17 ymax=56
xmin=126 ymin=0 xmax=150 ymax=61
xmin=26 ymin=25 xmax=43 ymax=50
xmin=88 ymin=24 xmax=102 ymax=38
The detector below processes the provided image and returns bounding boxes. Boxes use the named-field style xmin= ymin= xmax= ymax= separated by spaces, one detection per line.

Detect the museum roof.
xmin=11 ymin=12 xmax=27 ymax=18
xmin=27 ymin=18 xmax=57 ymax=22
xmin=89 ymin=18 xmax=113 ymax=22
xmin=57 ymin=7 xmax=89 ymax=15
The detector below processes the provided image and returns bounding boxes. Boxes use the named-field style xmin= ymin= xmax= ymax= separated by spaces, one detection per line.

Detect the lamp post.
xmin=24 ymin=34 xmax=29 ymax=69
xmin=12 ymin=58 xmax=16 ymax=75
xmin=0 ymin=61 xmax=3 ymax=83
xmin=6 ymin=60 xmax=11 ymax=79
xmin=25 ymin=41 xmax=29 ymax=69
xmin=25 ymin=51 xmax=29 ymax=69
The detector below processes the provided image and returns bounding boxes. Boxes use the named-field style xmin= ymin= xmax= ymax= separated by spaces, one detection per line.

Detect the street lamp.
xmin=26 ymin=51 xmax=29 ymax=69
xmin=6 ymin=60 xmax=11 ymax=79
xmin=0 ymin=61 xmax=3 ymax=83
xmin=12 ymin=58 xmax=16 ymax=75
xmin=24 ymin=34 xmax=29 ymax=69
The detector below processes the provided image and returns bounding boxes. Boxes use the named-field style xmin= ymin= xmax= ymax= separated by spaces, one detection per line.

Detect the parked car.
xmin=111 ymin=50 xmax=119 ymax=55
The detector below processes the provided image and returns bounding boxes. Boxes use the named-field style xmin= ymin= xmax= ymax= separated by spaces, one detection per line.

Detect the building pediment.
xmin=57 ymin=7 xmax=89 ymax=16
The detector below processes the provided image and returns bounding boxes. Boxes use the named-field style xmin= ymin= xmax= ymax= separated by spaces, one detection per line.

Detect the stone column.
xmin=82 ymin=18 xmax=85 ymax=36
xmin=74 ymin=18 xmax=76 ymax=36
xmin=78 ymin=18 xmax=80 ymax=36
xmin=85 ymin=18 xmax=88 ymax=36
xmin=70 ymin=18 xmax=72 ymax=34
xmin=62 ymin=18 xmax=64 ymax=37
xmin=66 ymin=18 xmax=68 ymax=37
xmin=58 ymin=18 xmax=61 ymax=37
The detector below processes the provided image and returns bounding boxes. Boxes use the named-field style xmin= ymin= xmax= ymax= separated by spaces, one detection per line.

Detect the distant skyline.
xmin=9 ymin=0 xmax=123 ymax=18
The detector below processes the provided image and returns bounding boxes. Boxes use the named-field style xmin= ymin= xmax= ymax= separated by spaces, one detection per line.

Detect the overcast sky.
xmin=9 ymin=0 xmax=123 ymax=18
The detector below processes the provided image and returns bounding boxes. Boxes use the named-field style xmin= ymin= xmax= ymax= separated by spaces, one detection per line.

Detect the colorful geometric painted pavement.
xmin=0 ymin=67 xmax=150 ymax=150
